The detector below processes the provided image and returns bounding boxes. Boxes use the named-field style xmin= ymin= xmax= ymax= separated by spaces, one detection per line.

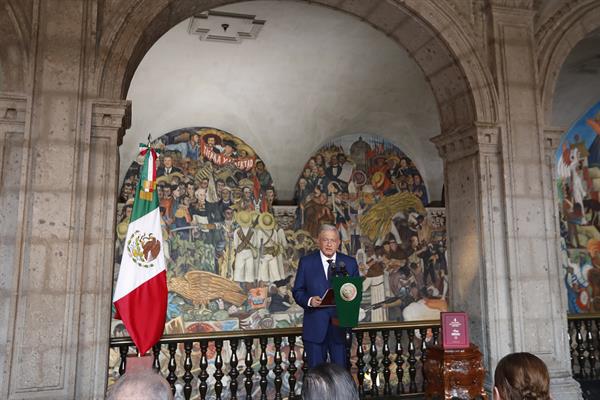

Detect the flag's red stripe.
xmin=114 ymin=271 xmax=167 ymax=355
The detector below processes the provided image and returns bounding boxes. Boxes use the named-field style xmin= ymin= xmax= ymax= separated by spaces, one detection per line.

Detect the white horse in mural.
xmin=558 ymin=146 xmax=588 ymax=223
xmin=402 ymin=298 xmax=448 ymax=321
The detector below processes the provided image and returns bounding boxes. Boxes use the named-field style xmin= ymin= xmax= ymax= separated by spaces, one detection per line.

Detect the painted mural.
xmin=557 ymin=102 xmax=600 ymax=314
xmin=109 ymin=129 xmax=447 ymax=397
xmin=292 ymin=134 xmax=446 ymax=325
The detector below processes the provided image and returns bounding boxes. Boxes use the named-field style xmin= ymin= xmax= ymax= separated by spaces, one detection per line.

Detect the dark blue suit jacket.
xmin=292 ymin=251 xmax=359 ymax=344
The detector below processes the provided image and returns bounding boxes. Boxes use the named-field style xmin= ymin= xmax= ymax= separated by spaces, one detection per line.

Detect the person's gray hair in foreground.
xmin=302 ymin=362 xmax=359 ymax=400
xmin=107 ymin=370 xmax=173 ymax=400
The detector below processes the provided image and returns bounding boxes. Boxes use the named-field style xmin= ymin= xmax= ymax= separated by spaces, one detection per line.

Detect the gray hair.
xmin=107 ymin=370 xmax=173 ymax=400
xmin=318 ymin=224 xmax=340 ymax=238
xmin=302 ymin=363 xmax=359 ymax=400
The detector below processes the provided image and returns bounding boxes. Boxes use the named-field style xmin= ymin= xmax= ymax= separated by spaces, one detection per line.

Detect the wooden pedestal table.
xmin=423 ymin=344 xmax=488 ymax=400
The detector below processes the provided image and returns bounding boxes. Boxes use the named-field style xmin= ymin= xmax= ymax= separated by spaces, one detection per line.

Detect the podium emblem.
xmin=340 ymin=282 xmax=358 ymax=301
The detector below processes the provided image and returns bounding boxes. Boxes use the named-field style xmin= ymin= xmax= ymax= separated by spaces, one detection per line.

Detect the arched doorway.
xmin=94 ymin=0 xmax=505 ymax=393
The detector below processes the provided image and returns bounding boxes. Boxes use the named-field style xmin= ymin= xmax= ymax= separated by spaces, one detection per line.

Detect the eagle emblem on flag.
xmin=126 ymin=230 xmax=162 ymax=267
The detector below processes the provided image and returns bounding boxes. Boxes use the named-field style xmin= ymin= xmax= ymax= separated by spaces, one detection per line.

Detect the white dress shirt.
xmin=308 ymin=252 xmax=337 ymax=307
xmin=319 ymin=251 xmax=336 ymax=279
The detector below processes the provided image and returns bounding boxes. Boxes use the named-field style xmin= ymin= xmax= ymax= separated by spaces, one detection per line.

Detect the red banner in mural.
xmin=200 ymin=141 xmax=255 ymax=171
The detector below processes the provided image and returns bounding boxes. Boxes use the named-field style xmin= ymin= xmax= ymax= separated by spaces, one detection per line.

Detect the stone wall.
xmin=0 ymin=0 xmax=596 ymax=398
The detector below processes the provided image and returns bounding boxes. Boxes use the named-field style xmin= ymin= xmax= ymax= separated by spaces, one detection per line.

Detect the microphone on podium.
xmin=336 ymin=260 xmax=348 ymax=277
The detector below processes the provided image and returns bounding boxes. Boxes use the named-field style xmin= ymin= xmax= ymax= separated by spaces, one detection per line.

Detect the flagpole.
xmin=142 ymin=130 xmax=151 ymax=359
xmin=140 ymin=133 xmax=151 ymax=360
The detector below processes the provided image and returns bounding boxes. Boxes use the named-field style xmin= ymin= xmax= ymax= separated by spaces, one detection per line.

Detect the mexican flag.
xmin=113 ymin=145 xmax=167 ymax=355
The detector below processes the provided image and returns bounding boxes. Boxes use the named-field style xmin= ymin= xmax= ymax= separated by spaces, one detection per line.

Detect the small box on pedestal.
xmin=424 ymin=312 xmax=488 ymax=399
xmin=441 ymin=311 xmax=469 ymax=349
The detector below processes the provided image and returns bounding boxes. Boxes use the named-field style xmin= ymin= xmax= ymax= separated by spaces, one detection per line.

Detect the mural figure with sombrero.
xmin=255 ymin=212 xmax=288 ymax=285
xmin=232 ymin=210 xmax=258 ymax=288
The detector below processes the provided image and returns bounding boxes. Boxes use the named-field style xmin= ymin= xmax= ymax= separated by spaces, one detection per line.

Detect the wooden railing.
xmin=568 ymin=313 xmax=600 ymax=380
xmin=109 ymin=320 xmax=441 ymax=399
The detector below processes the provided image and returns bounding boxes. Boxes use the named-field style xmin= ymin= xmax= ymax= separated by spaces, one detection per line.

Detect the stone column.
xmin=0 ymin=1 xmax=130 ymax=398
xmin=432 ymin=122 xmax=511 ymax=385
xmin=0 ymin=1 xmax=90 ymax=396
xmin=75 ymin=100 xmax=130 ymax=399
xmin=430 ymin=2 xmax=581 ymax=398
xmin=0 ymin=94 xmax=29 ymax=398
xmin=0 ymin=96 xmax=129 ymax=400
xmin=489 ymin=2 xmax=580 ymax=397
xmin=433 ymin=125 xmax=580 ymax=398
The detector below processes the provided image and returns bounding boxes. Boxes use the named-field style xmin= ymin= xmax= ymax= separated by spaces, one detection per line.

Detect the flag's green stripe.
xmin=130 ymin=152 xmax=159 ymax=223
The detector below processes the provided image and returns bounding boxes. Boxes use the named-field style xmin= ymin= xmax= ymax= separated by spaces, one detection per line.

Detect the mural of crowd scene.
xmin=111 ymin=127 xmax=296 ymax=397
xmin=109 ymin=130 xmax=447 ymax=397
xmin=114 ymin=127 xmax=289 ymax=336
xmin=556 ymin=102 xmax=600 ymax=314
xmin=292 ymin=134 xmax=447 ymax=326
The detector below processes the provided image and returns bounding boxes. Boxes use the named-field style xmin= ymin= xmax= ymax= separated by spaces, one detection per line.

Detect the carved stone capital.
xmin=431 ymin=123 xmax=501 ymax=162
xmin=488 ymin=0 xmax=535 ymax=20
xmin=543 ymin=126 xmax=565 ymax=155
xmin=0 ymin=94 xmax=27 ymax=127
xmin=489 ymin=0 xmax=534 ymax=10
xmin=90 ymin=99 xmax=131 ymax=144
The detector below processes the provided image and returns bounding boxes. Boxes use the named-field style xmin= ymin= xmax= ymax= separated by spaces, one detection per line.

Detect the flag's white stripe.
xmin=113 ymin=208 xmax=166 ymax=302
xmin=147 ymin=154 xmax=154 ymax=184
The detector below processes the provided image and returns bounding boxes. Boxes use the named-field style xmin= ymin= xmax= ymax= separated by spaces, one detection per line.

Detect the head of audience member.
xmin=493 ymin=352 xmax=550 ymax=400
xmin=302 ymin=363 xmax=359 ymax=400
xmin=107 ymin=370 xmax=173 ymax=400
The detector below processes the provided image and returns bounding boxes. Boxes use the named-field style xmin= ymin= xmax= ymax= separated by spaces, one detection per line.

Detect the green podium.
xmin=332 ymin=277 xmax=363 ymax=328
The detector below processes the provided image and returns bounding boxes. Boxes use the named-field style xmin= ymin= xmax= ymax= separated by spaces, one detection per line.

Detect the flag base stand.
xmin=125 ymin=353 xmax=154 ymax=374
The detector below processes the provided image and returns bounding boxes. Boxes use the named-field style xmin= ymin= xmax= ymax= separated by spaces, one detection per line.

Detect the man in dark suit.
xmin=292 ymin=224 xmax=359 ymax=368
xmin=156 ymin=155 xmax=182 ymax=177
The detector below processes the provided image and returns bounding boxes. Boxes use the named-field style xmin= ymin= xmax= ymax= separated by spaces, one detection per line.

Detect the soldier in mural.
xmin=217 ymin=207 xmax=237 ymax=279
xmin=255 ymin=212 xmax=287 ymax=284
xmin=232 ymin=210 xmax=258 ymax=287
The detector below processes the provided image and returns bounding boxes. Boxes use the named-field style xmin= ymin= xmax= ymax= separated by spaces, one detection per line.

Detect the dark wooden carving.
xmin=288 ymin=335 xmax=297 ymax=399
xmin=424 ymin=344 xmax=488 ymax=400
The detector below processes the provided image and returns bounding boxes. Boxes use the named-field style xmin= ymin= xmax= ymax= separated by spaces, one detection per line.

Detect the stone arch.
xmin=0 ymin=0 xmax=29 ymax=93
xmin=537 ymin=0 xmax=600 ymax=125
xmin=95 ymin=0 xmax=498 ymax=134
